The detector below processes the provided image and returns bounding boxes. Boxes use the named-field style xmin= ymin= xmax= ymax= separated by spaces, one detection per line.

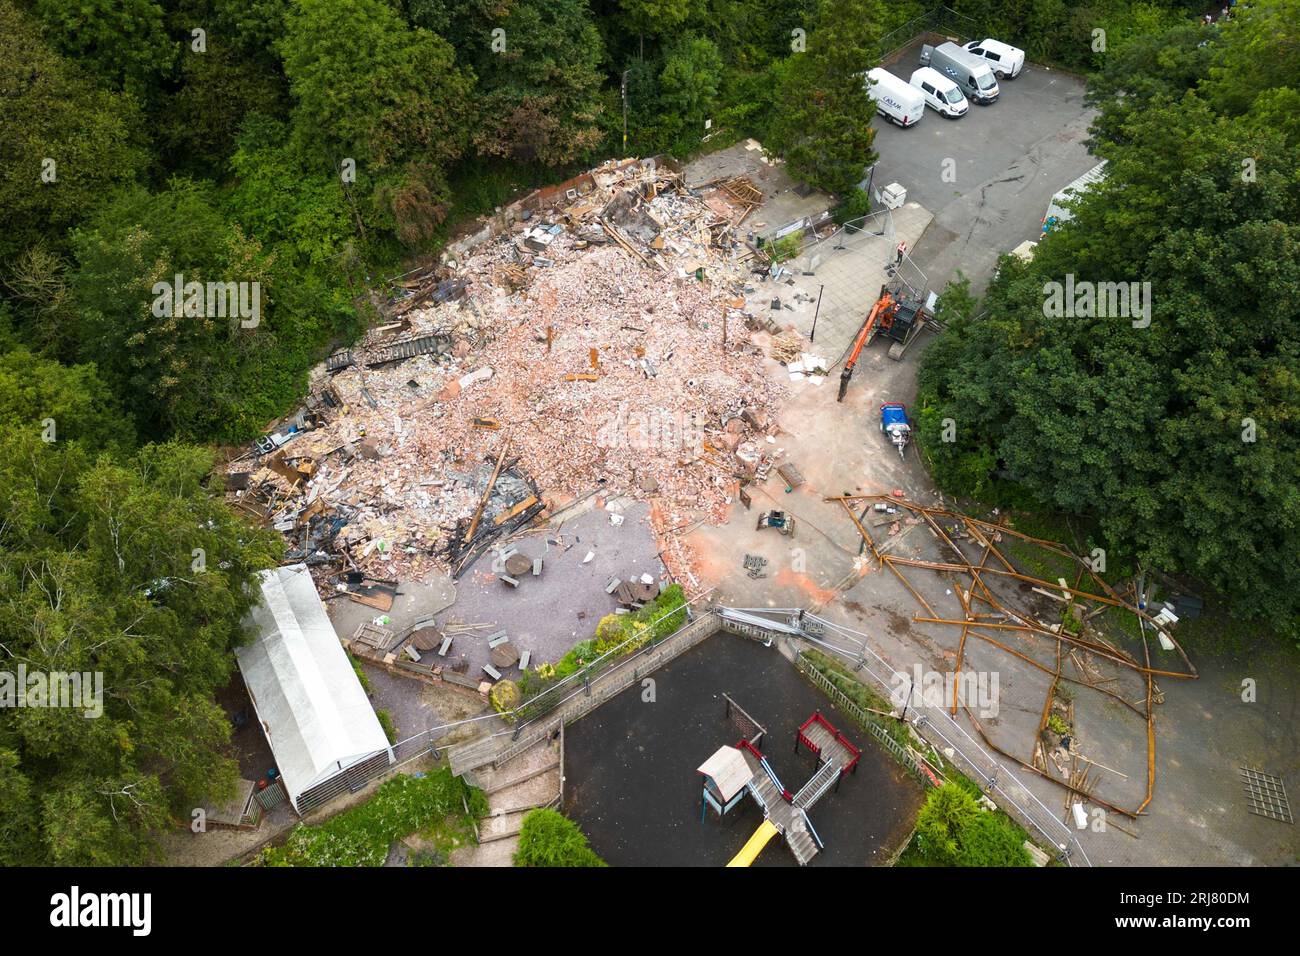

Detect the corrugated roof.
xmin=236 ymin=564 xmax=392 ymax=808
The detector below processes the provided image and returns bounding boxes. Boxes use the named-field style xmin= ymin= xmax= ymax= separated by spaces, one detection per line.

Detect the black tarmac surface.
xmin=563 ymin=633 xmax=924 ymax=866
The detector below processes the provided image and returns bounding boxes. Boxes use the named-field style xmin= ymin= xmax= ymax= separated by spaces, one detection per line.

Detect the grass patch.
xmin=348 ymin=650 xmax=373 ymax=694
xmin=257 ymin=768 xmax=487 ymax=867
xmin=376 ymin=708 xmax=397 ymax=744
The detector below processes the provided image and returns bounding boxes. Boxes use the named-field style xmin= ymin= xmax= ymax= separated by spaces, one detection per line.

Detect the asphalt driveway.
xmin=873 ymin=42 xmax=1099 ymax=294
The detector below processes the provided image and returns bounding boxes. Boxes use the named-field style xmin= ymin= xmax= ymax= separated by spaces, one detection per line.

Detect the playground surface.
xmin=562 ymin=632 xmax=924 ymax=866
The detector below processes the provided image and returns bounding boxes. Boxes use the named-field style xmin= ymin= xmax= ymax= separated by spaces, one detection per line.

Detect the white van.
xmin=920 ymin=43 xmax=999 ymax=104
xmin=910 ymin=67 xmax=968 ymax=118
xmin=963 ymin=38 xmax=1025 ymax=80
xmin=866 ymin=68 xmax=925 ymax=127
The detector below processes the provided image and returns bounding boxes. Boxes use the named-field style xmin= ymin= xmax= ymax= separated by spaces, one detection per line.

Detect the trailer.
xmin=880 ymin=403 xmax=912 ymax=458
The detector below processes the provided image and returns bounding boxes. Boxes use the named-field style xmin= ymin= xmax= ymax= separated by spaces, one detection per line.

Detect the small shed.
xmin=698 ymin=745 xmax=755 ymax=817
xmin=237 ymin=564 xmax=394 ymax=814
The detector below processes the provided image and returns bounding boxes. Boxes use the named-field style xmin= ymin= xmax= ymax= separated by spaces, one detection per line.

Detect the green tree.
xmin=30 ymin=0 xmax=176 ymax=97
xmin=471 ymin=0 xmax=608 ymax=165
xmin=1202 ymin=0 xmax=1300 ymax=116
xmin=918 ymin=16 xmax=1300 ymax=641
xmin=764 ymin=0 xmax=880 ymax=195
xmin=162 ymin=41 xmax=288 ymax=178
xmin=0 ymin=1 xmax=148 ymax=263
xmin=228 ymin=116 xmax=355 ymax=270
xmin=279 ymin=0 xmax=476 ymax=245
xmin=67 ymin=179 xmax=275 ymax=440
xmin=619 ymin=0 xmax=692 ymax=54
xmin=0 ymin=435 xmax=281 ymax=865
xmin=913 ymin=783 xmax=1031 ymax=866
xmin=0 ymin=348 xmax=134 ymax=452
xmin=658 ymin=36 xmax=724 ymax=146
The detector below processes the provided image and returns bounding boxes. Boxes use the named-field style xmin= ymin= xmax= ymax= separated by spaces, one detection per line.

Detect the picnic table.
xmin=489 ymin=640 xmax=521 ymax=669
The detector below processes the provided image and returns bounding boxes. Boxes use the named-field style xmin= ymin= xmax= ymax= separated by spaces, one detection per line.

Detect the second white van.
xmin=920 ymin=43 xmax=999 ymax=104
xmin=910 ymin=67 xmax=968 ymax=118
xmin=963 ymin=39 xmax=1025 ymax=80
xmin=866 ymin=68 xmax=925 ymax=127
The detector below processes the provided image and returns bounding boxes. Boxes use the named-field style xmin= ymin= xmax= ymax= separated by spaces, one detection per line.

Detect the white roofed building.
xmin=236 ymin=564 xmax=393 ymax=813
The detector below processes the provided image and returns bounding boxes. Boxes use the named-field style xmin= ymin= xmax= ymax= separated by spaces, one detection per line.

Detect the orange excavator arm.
xmin=837 ymin=291 xmax=894 ymax=402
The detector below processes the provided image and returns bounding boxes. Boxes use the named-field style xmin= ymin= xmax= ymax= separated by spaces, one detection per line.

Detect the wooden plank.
xmin=495 ymin=495 xmax=539 ymax=525
xmin=348 ymin=589 xmax=394 ymax=611
xmin=466 ymin=436 xmax=511 ymax=543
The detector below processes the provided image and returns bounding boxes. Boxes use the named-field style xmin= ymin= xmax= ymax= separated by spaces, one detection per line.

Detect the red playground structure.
xmin=698 ymin=708 xmax=861 ymax=866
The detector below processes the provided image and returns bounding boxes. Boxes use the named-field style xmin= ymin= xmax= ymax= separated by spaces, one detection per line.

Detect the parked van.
xmin=963 ymin=38 xmax=1025 ymax=80
xmin=865 ymin=68 xmax=926 ymax=127
xmin=910 ymin=67 xmax=968 ymax=118
xmin=919 ymin=42 xmax=999 ymax=104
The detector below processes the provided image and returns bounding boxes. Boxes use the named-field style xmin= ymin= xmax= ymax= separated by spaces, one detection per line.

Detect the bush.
xmin=513 ymin=808 xmax=606 ymax=867
xmin=489 ymin=679 xmax=520 ymax=719
xmin=770 ymin=233 xmax=802 ymax=262
xmin=348 ymin=651 xmax=373 ymax=693
xmin=834 ymin=187 xmax=873 ymax=227
xmin=376 ymin=708 xmax=397 ymax=744
xmin=594 ymin=613 xmax=629 ymax=654
xmin=517 ymin=583 xmax=689 ymax=716
xmin=912 ymin=783 xmax=1031 ymax=867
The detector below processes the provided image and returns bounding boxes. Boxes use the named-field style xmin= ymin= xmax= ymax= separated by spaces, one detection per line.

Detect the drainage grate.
xmin=1240 ymin=767 xmax=1293 ymax=824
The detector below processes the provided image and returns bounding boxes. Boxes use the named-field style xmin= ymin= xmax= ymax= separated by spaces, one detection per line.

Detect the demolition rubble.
xmin=226 ymin=158 xmax=801 ymax=589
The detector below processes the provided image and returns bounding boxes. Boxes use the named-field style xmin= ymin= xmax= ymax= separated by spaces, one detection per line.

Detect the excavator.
xmin=836 ymin=283 xmax=929 ymax=402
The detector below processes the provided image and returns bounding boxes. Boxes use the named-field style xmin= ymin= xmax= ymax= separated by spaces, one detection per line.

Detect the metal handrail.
xmin=799 ymin=808 xmax=825 ymax=849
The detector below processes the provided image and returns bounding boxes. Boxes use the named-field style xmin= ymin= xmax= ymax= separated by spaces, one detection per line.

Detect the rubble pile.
xmin=227 ymin=159 xmax=794 ymax=588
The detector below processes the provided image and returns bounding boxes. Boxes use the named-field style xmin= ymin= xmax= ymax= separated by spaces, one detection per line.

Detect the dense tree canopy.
xmin=918 ymin=4 xmax=1300 ymax=639
xmin=0 ymin=1 xmax=149 ymax=263
xmin=0 ymin=435 xmax=281 ymax=864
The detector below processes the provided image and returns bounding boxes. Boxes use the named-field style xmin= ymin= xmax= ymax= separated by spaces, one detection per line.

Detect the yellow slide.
xmin=726 ymin=819 xmax=779 ymax=867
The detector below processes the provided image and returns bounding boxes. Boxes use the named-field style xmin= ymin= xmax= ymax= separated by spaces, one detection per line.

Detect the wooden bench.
xmin=487 ymin=632 xmax=510 ymax=649
xmin=482 ymin=663 xmax=502 ymax=681
xmin=438 ymin=636 xmax=453 ymax=656
xmin=519 ymin=650 xmax=531 ymax=671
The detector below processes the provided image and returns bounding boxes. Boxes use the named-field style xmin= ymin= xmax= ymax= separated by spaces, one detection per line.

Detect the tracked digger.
xmin=836 ymin=282 xmax=930 ymax=402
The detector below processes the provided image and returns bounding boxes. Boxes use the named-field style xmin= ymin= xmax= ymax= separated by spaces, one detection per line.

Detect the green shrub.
xmin=513 ymin=808 xmax=606 ymax=867
xmin=770 ymin=233 xmax=802 ymax=262
xmin=834 ymin=187 xmax=873 ymax=227
xmin=376 ymin=708 xmax=397 ymax=744
xmin=594 ymin=613 xmax=629 ymax=654
xmin=912 ymin=783 xmax=1031 ymax=867
xmin=518 ymin=583 xmax=689 ymax=715
xmin=489 ymin=679 xmax=520 ymax=720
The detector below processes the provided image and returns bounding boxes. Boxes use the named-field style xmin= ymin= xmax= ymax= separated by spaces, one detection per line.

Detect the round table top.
xmin=409 ymin=627 xmax=443 ymax=651
xmin=490 ymin=641 xmax=520 ymax=668
xmin=504 ymin=553 xmax=533 ymax=577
